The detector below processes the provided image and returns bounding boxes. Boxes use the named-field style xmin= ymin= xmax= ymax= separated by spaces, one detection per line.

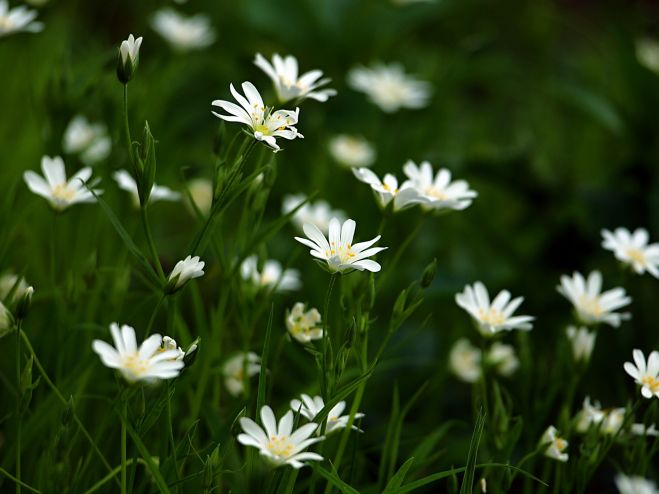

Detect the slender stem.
xmin=121 ymin=399 xmax=127 ymax=494
xmin=83 ymin=459 xmax=145 ymax=494
xmin=0 ymin=467 xmax=40 ymax=494
xmin=140 ymin=206 xmax=165 ymax=280
xmin=167 ymin=383 xmax=181 ymax=493
xmin=19 ymin=329 xmax=118 ymax=486
xmin=15 ymin=322 xmax=22 ymax=494
xmin=144 ymin=295 xmax=165 ymax=337
xmin=321 ymin=274 xmax=338 ymax=404
xmin=123 ymin=84 xmax=134 ymax=168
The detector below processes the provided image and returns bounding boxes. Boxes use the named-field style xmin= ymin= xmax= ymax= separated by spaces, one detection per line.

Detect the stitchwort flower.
xmin=402 ymin=160 xmax=477 ymax=212
xmin=0 ymin=0 xmax=43 ymax=38
xmin=151 ymin=8 xmax=214 ymax=51
xmin=352 ymin=167 xmax=426 ymax=212
xmin=624 ymin=349 xmax=659 ymax=399
xmin=601 ymin=227 xmax=659 ymax=278
xmin=222 ymin=352 xmax=261 ymax=396
xmin=540 ymin=426 xmax=568 ymax=462
xmin=166 ymin=255 xmax=205 ymax=293
xmin=294 ymin=218 xmax=387 ymax=273
xmin=286 ymin=303 xmax=322 ymax=343
xmin=63 ymin=115 xmax=111 ymax=165
xmin=290 ymin=394 xmax=364 ymax=435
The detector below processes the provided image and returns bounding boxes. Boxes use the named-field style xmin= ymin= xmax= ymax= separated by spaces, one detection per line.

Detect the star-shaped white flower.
xmin=113 ymin=170 xmax=181 ymax=208
xmin=295 ymin=218 xmax=387 ymax=274
xmin=347 ymin=63 xmax=431 ymax=112
xmin=615 ymin=474 xmax=659 ymax=494
xmin=240 ymin=255 xmax=301 ymax=292
xmin=282 ymin=194 xmax=346 ymax=234
xmin=92 ymin=323 xmax=184 ymax=383
xmin=401 ymin=161 xmax=477 ymax=211
xmin=23 ymin=156 xmax=100 ymax=211
xmin=328 ymin=135 xmax=376 ymax=168
xmin=62 ymin=115 xmax=111 ymax=165
xmin=286 ymin=303 xmax=323 ymax=343
xmin=624 ymin=349 xmax=659 ymax=399
xmin=290 ymin=394 xmax=364 ymax=435
xmin=211 ymin=82 xmax=303 ymax=152
xmin=540 ymin=426 xmax=568 ymax=462
xmin=166 ymin=255 xmax=205 ymax=292
xmin=254 ymin=53 xmax=336 ymax=103
xmin=352 ymin=167 xmax=426 ymax=212
xmin=0 ymin=0 xmax=42 ymax=38
xmin=601 ymin=227 xmax=659 ymax=278
xmin=222 ymin=352 xmax=261 ymax=396
xmin=455 ymin=282 xmax=534 ymax=336
xmin=557 ymin=271 xmax=631 ymax=328
xmin=151 ymin=8 xmax=214 ymax=51
xmin=237 ymin=405 xmax=325 ymax=468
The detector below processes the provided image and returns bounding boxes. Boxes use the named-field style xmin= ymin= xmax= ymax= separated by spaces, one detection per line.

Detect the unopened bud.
xmin=116 ymin=34 xmax=143 ymax=84
xmin=420 ymin=258 xmax=437 ymax=288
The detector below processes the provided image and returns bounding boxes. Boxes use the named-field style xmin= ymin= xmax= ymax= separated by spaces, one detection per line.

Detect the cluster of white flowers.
xmin=240 ymin=255 xmax=301 ymax=292
xmin=449 ymin=338 xmax=519 ymax=383
xmin=574 ymin=397 xmax=625 ymax=435
xmin=63 ymin=115 xmax=111 ymax=165
xmin=286 ymin=302 xmax=322 ymax=343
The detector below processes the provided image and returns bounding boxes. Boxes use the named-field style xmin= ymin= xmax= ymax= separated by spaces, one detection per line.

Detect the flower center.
xmin=554 ymin=438 xmax=567 ymax=452
xmin=51 ymin=183 xmax=76 ymax=202
xmin=253 ymin=123 xmax=271 ymax=135
xmin=577 ymin=295 xmax=603 ymax=317
xmin=642 ymin=376 xmax=659 ymax=393
xmin=122 ymin=354 xmax=150 ymax=377
xmin=477 ymin=308 xmax=505 ymax=327
xmin=626 ymin=247 xmax=647 ymax=266
xmin=0 ymin=16 xmax=15 ymax=30
xmin=267 ymin=435 xmax=294 ymax=458
xmin=325 ymin=242 xmax=356 ymax=264
xmin=425 ymin=187 xmax=448 ymax=201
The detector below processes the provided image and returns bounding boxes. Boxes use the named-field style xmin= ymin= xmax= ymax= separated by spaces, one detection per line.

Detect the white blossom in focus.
xmin=624 ymin=349 xmax=659 ymax=399
xmin=402 ymin=161 xmax=477 ymax=212
xmin=167 ymin=255 xmax=205 ymax=292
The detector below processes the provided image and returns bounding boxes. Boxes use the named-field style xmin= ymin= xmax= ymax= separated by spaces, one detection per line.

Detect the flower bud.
xmin=420 ymin=258 xmax=437 ymax=288
xmin=117 ymin=34 xmax=143 ymax=84
xmin=15 ymin=286 xmax=34 ymax=320
xmin=165 ymin=255 xmax=205 ymax=294
xmin=183 ymin=338 xmax=200 ymax=367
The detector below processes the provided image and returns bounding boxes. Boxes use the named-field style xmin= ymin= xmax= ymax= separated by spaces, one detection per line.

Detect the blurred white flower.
xmin=636 ymin=38 xmax=659 ymax=74
xmin=0 ymin=272 xmax=29 ymax=302
xmin=92 ymin=323 xmax=184 ymax=383
xmin=328 ymin=135 xmax=376 ymax=168
xmin=282 ymin=194 xmax=346 ymax=234
xmin=240 ymin=256 xmax=301 ymax=292
xmin=401 ymin=161 xmax=477 ymax=212
xmin=295 ymin=218 xmax=387 ymax=274
xmin=566 ymin=326 xmax=596 ymax=363
xmin=348 ymin=63 xmax=431 ymax=112
xmin=237 ymin=405 xmax=324 ymax=468
xmin=290 ymin=394 xmax=364 ymax=435
xmin=486 ymin=342 xmax=519 ymax=376
xmin=212 ymin=82 xmax=303 ymax=152
xmin=601 ymin=227 xmax=659 ymax=278
xmin=557 ymin=271 xmax=631 ymax=327
xmin=540 ymin=426 xmax=568 ymax=462
xmin=0 ymin=1 xmax=42 ymax=37
xmin=167 ymin=255 xmax=205 ymax=292
xmin=62 ymin=116 xmax=111 ymax=165
xmin=161 ymin=336 xmax=185 ymax=360
xmin=624 ymin=349 xmax=659 ymax=399
xmin=151 ymin=8 xmax=214 ymax=51
xmin=113 ymin=170 xmax=181 ymax=208
xmin=286 ymin=303 xmax=322 ymax=343
xmin=23 ymin=156 xmax=100 ymax=211
xmin=0 ymin=301 xmax=12 ymax=338
xmin=254 ymin=53 xmax=336 ymax=103
xmin=615 ymin=474 xmax=659 ymax=494
xmin=455 ymin=282 xmax=534 ymax=336
xmin=352 ymin=167 xmax=426 ymax=212
xmin=449 ymin=338 xmax=481 ymax=383
xmin=222 ymin=352 xmax=261 ymax=396
xmin=575 ymin=397 xmax=624 ymax=435
xmin=186 ymin=178 xmax=213 ymax=216
xmin=631 ymin=423 xmax=659 ymax=437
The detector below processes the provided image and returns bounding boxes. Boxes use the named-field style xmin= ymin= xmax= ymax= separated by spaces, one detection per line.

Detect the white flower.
xmin=449 ymin=338 xmax=481 ymax=383
xmin=566 ymin=326 xmax=596 ymax=363
xmin=0 ymin=272 xmax=29 ymax=302
xmin=286 ymin=303 xmax=322 ymax=343
xmin=161 ymin=336 xmax=185 ymax=360
xmin=401 ymin=161 xmax=477 ymax=212
xmin=290 ymin=394 xmax=364 ymax=435
xmin=151 ymin=8 xmax=214 ymax=51
xmin=295 ymin=218 xmax=387 ymax=274
xmin=575 ymin=397 xmax=624 ymax=435
xmin=557 ymin=271 xmax=631 ymax=327
xmin=540 ymin=426 xmax=568 ymax=462
xmin=23 ymin=156 xmax=100 ymax=211
xmin=222 ymin=352 xmax=261 ymax=396
xmin=615 ymin=474 xmax=659 ymax=494
xmin=62 ymin=116 xmax=111 ymax=165
xmin=328 ymin=135 xmax=375 ymax=168
xmin=455 ymin=282 xmax=534 ymax=336
xmin=167 ymin=255 xmax=205 ymax=291
xmin=212 ymin=82 xmax=303 ymax=152
xmin=631 ymin=423 xmax=659 ymax=437
xmin=0 ymin=1 xmax=42 ymax=37
xmin=624 ymin=349 xmax=659 ymax=399
xmin=240 ymin=255 xmax=301 ymax=292
xmin=92 ymin=323 xmax=184 ymax=383
xmin=282 ymin=194 xmax=346 ymax=234
xmin=486 ymin=342 xmax=519 ymax=376
xmin=186 ymin=178 xmax=213 ymax=217
xmin=352 ymin=167 xmax=426 ymax=212
xmin=254 ymin=53 xmax=336 ymax=103
xmin=237 ymin=405 xmax=324 ymax=468
xmin=113 ymin=170 xmax=181 ymax=208
xmin=119 ymin=34 xmax=142 ymax=67
xmin=347 ymin=63 xmax=431 ymax=112
xmin=601 ymin=227 xmax=659 ymax=278
xmin=636 ymin=38 xmax=659 ymax=74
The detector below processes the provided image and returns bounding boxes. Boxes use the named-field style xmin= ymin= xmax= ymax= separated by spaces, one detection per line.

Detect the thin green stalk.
xmin=321 ymin=274 xmax=338 ymax=404
xmin=140 ymin=206 xmax=165 ymax=280
xmin=0 ymin=467 xmax=41 ymax=494
xmin=15 ymin=322 xmax=22 ymax=494
xmin=167 ymin=383 xmax=181 ymax=493
xmin=83 ymin=459 xmax=145 ymax=494
xmin=144 ymin=295 xmax=165 ymax=337
xmin=123 ymin=84 xmax=134 ymax=168
xmin=121 ymin=399 xmax=127 ymax=494
xmin=19 ymin=330 xmax=118 ymax=487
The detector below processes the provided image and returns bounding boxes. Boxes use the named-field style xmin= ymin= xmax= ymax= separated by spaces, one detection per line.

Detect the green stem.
xmin=167 ymin=383 xmax=181 ymax=493
xmin=83 ymin=459 xmax=145 ymax=494
xmin=121 ymin=399 xmax=127 ymax=494
xmin=140 ymin=206 xmax=165 ymax=280
xmin=144 ymin=295 xmax=165 ymax=337
xmin=321 ymin=274 xmax=338 ymax=404
xmin=0 ymin=467 xmax=40 ymax=494
xmin=123 ymin=84 xmax=134 ymax=169
xmin=15 ymin=323 xmax=21 ymax=494
xmin=19 ymin=330 xmax=118 ymax=487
